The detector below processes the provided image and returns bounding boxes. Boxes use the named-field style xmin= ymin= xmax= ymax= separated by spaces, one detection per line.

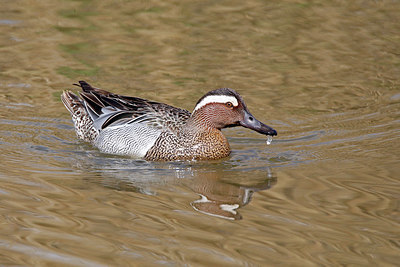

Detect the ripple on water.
xmin=0 ymin=19 xmax=21 ymax=25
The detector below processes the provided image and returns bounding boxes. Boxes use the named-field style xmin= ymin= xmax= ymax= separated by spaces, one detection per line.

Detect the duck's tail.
xmin=61 ymin=89 xmax=99 ymax=143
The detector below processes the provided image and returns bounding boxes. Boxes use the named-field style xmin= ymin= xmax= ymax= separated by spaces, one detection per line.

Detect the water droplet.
xmin=266 ymin=135 xmax=273 ymax=145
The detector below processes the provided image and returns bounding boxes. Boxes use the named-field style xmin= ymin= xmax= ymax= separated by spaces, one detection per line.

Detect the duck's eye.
xmin=226 ymin=102 xmax=233 ymax=108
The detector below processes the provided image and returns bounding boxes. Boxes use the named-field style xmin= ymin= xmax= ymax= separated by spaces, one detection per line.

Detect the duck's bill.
xmin=240 ymin=111 xmax=277 ymax=136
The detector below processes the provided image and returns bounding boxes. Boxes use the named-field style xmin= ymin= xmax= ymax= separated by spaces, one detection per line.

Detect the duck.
xmin=61 ymin=81 xmax=277 ymax=161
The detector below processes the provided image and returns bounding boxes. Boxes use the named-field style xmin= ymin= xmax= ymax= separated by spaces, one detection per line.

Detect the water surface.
xmin=1 ymin=0 xmax=399 ymax=266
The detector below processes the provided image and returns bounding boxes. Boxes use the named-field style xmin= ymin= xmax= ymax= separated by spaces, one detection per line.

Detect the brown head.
xmin=191 ymin=88 xmax=277 ymax=136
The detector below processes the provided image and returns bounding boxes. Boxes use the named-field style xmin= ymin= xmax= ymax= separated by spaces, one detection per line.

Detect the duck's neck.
xmin=185 ymin=110 xmax=221 ymax=133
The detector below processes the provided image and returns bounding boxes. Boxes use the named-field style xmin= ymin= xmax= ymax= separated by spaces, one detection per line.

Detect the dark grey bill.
xmin=240 ymin=110 xmax=277 ymax=136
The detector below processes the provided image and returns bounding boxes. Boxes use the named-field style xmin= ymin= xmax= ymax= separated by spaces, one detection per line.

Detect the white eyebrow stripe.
xmin=193 ymin=95 xmax=239 ymax=113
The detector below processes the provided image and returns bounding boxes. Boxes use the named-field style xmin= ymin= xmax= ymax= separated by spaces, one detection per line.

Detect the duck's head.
xmin=192 ymin=88 xmax=277 ymax=136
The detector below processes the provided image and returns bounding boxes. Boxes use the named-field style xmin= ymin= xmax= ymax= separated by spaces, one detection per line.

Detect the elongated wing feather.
xmin=74 ymin=81 xmax=191 ymax=133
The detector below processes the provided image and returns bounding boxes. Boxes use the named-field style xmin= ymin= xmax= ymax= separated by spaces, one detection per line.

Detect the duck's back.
xmin=61 ymin=81 xmax=191 ymax=158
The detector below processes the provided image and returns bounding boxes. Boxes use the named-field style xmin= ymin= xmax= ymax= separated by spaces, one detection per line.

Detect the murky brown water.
xmin=1 ymin=0 xmax=399 ymax=265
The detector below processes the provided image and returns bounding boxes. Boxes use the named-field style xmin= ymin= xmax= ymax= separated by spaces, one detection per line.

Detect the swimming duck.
xmin=61 ymin=81 xmax=277 ymax=161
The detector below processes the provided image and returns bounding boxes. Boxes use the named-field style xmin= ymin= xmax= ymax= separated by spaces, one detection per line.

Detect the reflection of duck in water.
xmin=80 ymin=159 xmax=277 ymax=221
xmin=189 ymin=170 xmax=277 ymax=220
xmin=61 ymin=81 xmax=277 ymax=161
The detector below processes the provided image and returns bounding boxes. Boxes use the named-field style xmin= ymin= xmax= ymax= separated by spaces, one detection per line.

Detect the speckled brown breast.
xmin=144 ymin=128 xmax=230 ymax=161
